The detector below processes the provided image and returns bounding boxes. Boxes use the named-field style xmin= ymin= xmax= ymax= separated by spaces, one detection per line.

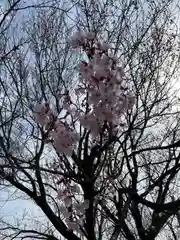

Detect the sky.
xmin=0 ymin=0 xmax=5 ymax=14
xmin=0 ymin=0 xmax=5 ymax=5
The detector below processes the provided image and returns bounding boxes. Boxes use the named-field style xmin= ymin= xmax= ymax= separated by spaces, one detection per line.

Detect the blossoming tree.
xmin=31 ymin=30 xmax=135 ymax=238
xmin=1 ymin=0 xmax=180 ymax=240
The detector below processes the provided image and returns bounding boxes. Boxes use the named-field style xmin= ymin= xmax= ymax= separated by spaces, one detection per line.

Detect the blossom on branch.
xmin=71 ymin=31 xmax=135 ymax=135
xmin=33 ymin=103 xmax=51 ymax=126
xmin=33 ymin=30 xmax=135 ymax=157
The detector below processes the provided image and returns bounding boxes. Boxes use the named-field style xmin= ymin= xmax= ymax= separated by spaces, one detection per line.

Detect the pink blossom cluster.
xmin=51 ymin=120 xmax=79 ymax=156
xmin=33 ymin=103 xmax=53 ymax=126
xmin=57 ymin=184 xmax=89 ymax=232
xmin=33 ymin=104 xmax=78 ymax=156
xmin=71 ymin=31 xmax=135 ymax=135
xmin=69 ymin=31 xmax=95 ymax=48
xmin=33 ymin=31 xmax=135 ymax=154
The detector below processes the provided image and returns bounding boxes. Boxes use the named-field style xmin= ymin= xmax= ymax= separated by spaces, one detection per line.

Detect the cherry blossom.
xmin=52 ymin=121 xmax=79 ymax=156
xmin=97 ymin=41 xmax=111 ymax=51
xmin=79 ymin=113 xmax=102 ymax=136
xmin=65 ymin=220 xmax=79 ymax=231
xmin=31 ymin=29 xmax=137 ymax=236
xmin=69 ymin=32 xmax=135 ymax=135
xmin=84 ymin=31 xmax=95 ymax=40
xmin=64 ymin=196 xmax=72 ymax=207
xmin=33 ymin=103 xmax=51 ymax=126
xmin=74 ymin=199 xmax=89 ymax=215
xmin=33 ymin=30 xmax=135 ymax=159
xmin=70 ymin=31 xmax=85 ymax=48
xmin=59 ymin=204 xmax=71 ymax=218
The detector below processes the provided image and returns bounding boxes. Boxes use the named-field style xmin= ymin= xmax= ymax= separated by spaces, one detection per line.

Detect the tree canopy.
xmin=1 ymin=0 xmax=180 ymax=239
